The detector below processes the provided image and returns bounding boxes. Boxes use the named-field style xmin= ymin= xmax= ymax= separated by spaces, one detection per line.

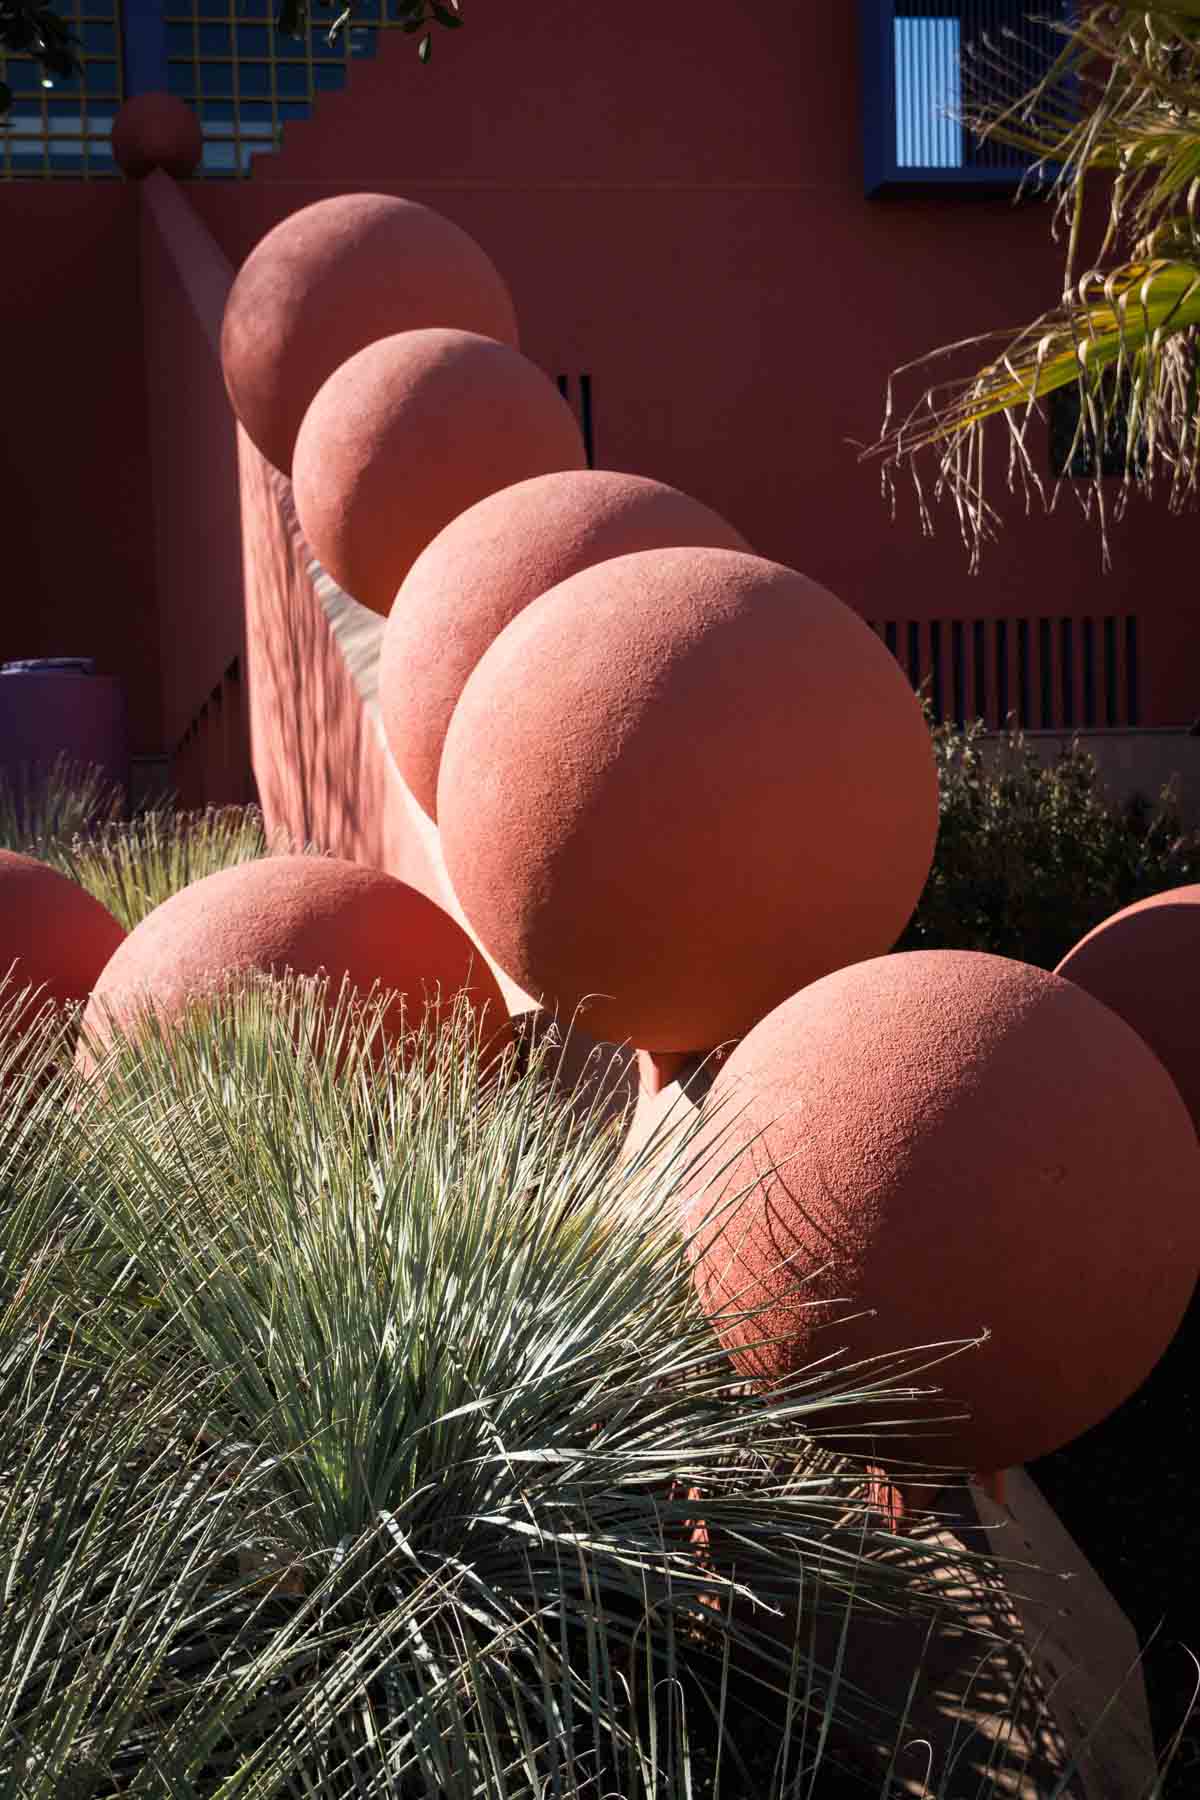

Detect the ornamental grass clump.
xmin=0 ymin=753 xmax=122 ymax=856
xmin=1 ymin=974 xmax=1010 ymax=1798
xmin=0 ymin=756 xmax=287 ymax=930
xmin=57 ymin=800 xmax=284 ymax=930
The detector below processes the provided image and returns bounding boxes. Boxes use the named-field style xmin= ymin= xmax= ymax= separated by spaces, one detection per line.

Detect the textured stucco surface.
xmin=111 ymin=94 xmax=202 ymax=180
xmin=683 ymin=949 xmax=1200 ymax=1474
xmin=80 ymin=853 xmax=510 ymax=1055
xmin=0 ymin=849 xmax=126 ymax=1015
xmin=292 ymin=329 xmax=585 ymax=615
xmin=438 ymin=546 xmax=938 ymax=1050
xmin=1056 ymin=884 xmax=1200 ymax=1135
xmin=379 ymin=469 xmax=748 ymax=817
xmin=220 ymin=193 xmax=518 ymax=476
xmin=236 ymin=430 xmax=538 ymax=1023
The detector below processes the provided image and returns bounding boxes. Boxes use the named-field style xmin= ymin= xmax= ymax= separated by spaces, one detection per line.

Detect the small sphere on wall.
xmin=437 ymin=547 xmax=938 ymax=1051
xmin=0 ymin=850 xmax=126 ymax=1026
xmin=111 ymin=93 xmax=203 ymax=180
xmin=292 ymin=329 xmax=586 ymax=616
xmin=78 ymin=855 xmax=510 ymax=1061
xmin=1056 ymin=885 xmax=1200 ymax=1134
xmin=683 ymin=950 xmax=1200 ymax=1475
xmin=220 ymin=194 xmax=519 ymax=476
xmin=380 ymin=469 xmax=750 ymax=818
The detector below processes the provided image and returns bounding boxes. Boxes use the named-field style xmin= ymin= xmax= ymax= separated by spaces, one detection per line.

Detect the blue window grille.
xmin=0 ymin=1 xmax=123 ymax=178
xmin=2 ymin=0 xmax=421 ymax=179
xmin=861 ymin=1 xmax=1067 ymax=194
xmin=163 ymin=0 xmax=384 ymax=178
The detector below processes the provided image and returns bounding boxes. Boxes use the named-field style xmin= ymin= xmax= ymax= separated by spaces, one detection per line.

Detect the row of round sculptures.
xmin=5 ymin=185 xmax=1199 ymax=1493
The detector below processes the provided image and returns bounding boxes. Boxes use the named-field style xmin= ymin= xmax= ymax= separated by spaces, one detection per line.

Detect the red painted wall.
xmin=139 ymin=172 xmax=252 ymax=802
xmin=189 ymin=0 xmax=1200 ymax=726
xmin=0 ymin=185 xmax=162 ymax=755
xmin=237 ymin=426 xmax=533 ymax=1013
xmin=3 ymin=0 xmax=1198 ymax=768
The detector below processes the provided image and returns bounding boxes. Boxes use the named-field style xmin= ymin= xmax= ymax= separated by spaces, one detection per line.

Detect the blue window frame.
xmin=861 ymin=1 xmax=1067 ymax=195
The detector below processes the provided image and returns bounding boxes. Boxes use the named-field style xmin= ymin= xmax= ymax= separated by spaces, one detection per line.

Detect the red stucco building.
xmin=3 ymin=1 xmax=1198 ymax=815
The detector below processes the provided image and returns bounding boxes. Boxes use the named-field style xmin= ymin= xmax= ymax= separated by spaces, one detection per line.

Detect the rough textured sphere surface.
xmin=1056 ymin=886 xmax=1200 ymax=1135
xmin=111 ymin=93 xmax=203 ymax=180
xmin=683 ymin=950 xmax=1200 ymax=1474
xmin=437 ymin=547 xmax=938 ymax=1051
xmin=293 ymin=330 xmax=585 ymax=615
xmin=380 ymin=469 xmax=750 ymax=817
xmin=221 ymin=194 xmax=519 ymax=475
xmin=79 ymin=855 xmax=509 ymax=1057
xmin=0 ymin=849 xmax=126 ymax=1023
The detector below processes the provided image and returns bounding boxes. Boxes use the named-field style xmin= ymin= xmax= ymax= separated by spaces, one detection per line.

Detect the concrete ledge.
xmin=983 ymin=727 xmax=1200 ymax=826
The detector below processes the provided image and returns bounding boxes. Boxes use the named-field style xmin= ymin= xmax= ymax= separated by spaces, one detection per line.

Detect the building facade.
xmin=2 ymin=1 xmax=1197 ymax=808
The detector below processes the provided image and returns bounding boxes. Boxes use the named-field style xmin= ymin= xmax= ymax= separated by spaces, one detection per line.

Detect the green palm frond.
xmin=869 ymin=5 xmax=1200 ymax=563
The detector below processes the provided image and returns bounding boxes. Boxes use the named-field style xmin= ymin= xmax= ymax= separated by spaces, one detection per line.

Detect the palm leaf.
xmin=870 ymin=4 xmax=1200 ymax=563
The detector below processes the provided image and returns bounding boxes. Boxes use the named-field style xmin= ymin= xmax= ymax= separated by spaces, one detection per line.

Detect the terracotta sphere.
xmin=78 ymin=855 xmax=510 ymax=1061
xmin=437 ymin=547 xmax=938 ymax=1051
xmin=1056 ymin=885 xmax=1200 ymax=1134
xmin=379 ymin=470 xmax=750 ymax=818
xmin=292 ymin=330 xmax=586 ymax=616
xmin=111 ymin=93 xmax=203 ymax=181
xmin=220 ymin=194 xmax=519 ymax=475
xmin=683 ymin=950 xmax=1200 ymax=1474
xmin=0 ymin=849 xmax=126 ymax=1026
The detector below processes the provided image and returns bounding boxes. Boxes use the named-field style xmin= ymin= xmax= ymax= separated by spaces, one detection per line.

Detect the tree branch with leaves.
xmin=0 ymin=2 xmax=79 ymax=119
xmin=276 ymin=0 xmax=462 ymax=65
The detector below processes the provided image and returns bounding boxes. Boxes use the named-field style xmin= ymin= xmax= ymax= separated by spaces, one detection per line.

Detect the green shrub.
xmin=899 ymin=718 xmax=1200 ymax=969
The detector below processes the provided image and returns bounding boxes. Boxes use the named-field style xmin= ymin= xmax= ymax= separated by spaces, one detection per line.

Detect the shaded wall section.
xmin=237 ymin=428 xmax=532 ymax=1012
xmin=190 ymin=0 xmax=1200 ymax=726
xmin=139 ymin=171 xmax=253 ymax=804
xmin=0 ymin=184 xmax=161 ymax=756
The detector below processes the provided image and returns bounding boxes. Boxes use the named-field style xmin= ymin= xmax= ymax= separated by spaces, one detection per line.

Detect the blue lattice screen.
xmin=165 ymin=0 xmax=385 ymax=176
xmin=1 ymin=1 xmax=412 ymax=178
xmin=0 ymin=1 xmax=123 ymax=177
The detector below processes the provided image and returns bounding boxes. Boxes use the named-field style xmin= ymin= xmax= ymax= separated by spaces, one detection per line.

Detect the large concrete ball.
xmin=221 ymin=194 xmax=519 ymax=476
xmin=0 ymin=849 xmax=126 ymax=1023
xmin=437 ymin=548 xmax=938 ymax=1051
xmin=379 ymin=470 xmax=750 ymax=818
xmin=292 ymin=330 xmax=586 ymax=616
xmin=78 ymin=855 xmax=510 ymax=1060
xmin=111 ymin=93 xmax=203 ymax=180
xmin=1056 ymin=886 xmax=1200 ymax=1135
xmin=683 ymin=950 xmax=1200 ymax=1474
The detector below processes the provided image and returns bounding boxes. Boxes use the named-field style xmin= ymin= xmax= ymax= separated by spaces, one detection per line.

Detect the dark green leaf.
xmin=417 ymin=28 xmax=431 ymax=59
xmin=431 ymin=2 xmax=462 ymax=25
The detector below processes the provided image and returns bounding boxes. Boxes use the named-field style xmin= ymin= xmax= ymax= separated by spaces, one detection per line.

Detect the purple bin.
xmin=0 ymin=659 xmax=130 ymax=795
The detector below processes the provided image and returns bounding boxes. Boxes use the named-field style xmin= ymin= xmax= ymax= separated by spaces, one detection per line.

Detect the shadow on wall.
xmin=239 ymin=430 xmax=386 ymax=860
